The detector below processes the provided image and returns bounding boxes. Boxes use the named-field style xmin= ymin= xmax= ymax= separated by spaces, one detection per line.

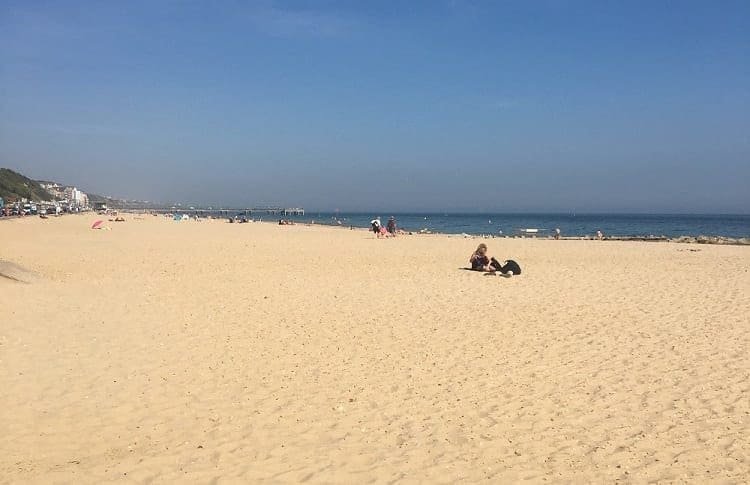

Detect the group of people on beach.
xmin=370 ymin=216 xmax=398 ymax=238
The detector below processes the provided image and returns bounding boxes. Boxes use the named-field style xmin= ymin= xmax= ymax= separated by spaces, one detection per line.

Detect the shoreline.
xmin=139 ymin=212 xmax=750 ymax=245
xmin=5 ymin=211 xmax=750 ymax=245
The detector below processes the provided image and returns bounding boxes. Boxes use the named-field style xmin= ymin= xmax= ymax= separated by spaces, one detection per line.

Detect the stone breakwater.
xmin=671 ymin=236 xmax=750 ymax=245
xmin=464 ymin=234 xmax=750 ymax=245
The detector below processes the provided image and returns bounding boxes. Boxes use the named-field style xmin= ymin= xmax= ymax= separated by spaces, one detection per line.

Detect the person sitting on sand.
xmin=470 ymin=243 xmax=494 ymax=271
xmin=470 ymin=243 xmax=521 ymax=275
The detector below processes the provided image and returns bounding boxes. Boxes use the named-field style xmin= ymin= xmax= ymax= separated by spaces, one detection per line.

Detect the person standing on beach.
xmin=386 ymin=216 xmax=397 ymax=236
xmin=370 ymin=217 xmax=382 ymax=237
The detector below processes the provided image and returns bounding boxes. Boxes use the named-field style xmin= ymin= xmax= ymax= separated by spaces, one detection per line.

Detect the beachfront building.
xmin=70 ymin=187 xmax=88 ymax=208
xmin=40 ymin=182 xmax=65 ymax=200
xmin=38 ymin=182 xmax=89 ymax=209
xmin=60 ymin=186 xmax=89 ymax=209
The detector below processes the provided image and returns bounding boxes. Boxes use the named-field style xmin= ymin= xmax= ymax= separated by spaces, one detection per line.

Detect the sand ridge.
xmin=1 ymin=215 xmax=749 ymax=483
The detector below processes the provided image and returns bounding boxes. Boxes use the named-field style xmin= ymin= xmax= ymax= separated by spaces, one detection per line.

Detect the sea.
xmin=237 ymin=212 xmax=750 ymax=239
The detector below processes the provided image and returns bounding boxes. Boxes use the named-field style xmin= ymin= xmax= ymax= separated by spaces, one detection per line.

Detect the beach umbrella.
xmin=91 ymin=220 xmax=104 ymax=229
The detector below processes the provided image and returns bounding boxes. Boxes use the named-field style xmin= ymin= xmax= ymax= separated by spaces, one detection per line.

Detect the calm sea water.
xmin=260 ymin=213 xmax=750 ymax=238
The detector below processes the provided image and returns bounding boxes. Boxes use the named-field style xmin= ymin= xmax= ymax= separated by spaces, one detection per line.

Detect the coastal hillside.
xmin=87 ymin=192 xmax=121 ymax=207
xmin=0 ymin=168 xmax=53 ymax=201
xmin=87 ymin=192 xmax=156 ymax=210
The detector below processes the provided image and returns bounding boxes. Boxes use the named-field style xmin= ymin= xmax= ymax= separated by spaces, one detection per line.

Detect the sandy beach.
xmin=1 ymin=214 xmax=748 ymax=483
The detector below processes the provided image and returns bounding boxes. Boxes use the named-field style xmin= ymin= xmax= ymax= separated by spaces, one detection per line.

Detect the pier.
xmin=249 ymin=207 xmax=305 ymax=216
xmin=148 ymin=206 xmax=305 ymax=216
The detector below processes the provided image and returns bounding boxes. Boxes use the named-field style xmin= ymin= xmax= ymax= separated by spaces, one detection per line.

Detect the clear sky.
xmin=1 ymin=1 xmax=748 ymax=212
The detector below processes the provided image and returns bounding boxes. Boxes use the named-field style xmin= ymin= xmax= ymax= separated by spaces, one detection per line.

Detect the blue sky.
xmin=1 ymin=1 xmax=748 ymax=212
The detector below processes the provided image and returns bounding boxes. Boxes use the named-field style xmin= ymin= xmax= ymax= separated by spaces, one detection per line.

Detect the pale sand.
xmin=1 ymin=215 xmax=748 ymax=483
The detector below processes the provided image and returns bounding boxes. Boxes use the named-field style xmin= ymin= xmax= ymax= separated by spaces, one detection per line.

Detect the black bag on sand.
xmin=491 ymin=258 xmax=522 ymax=275
xmin=501 ymin=259 xmax=521 ymax=275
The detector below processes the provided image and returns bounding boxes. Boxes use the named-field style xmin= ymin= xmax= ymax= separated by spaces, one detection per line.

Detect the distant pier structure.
xmin=151 ymin=206 xmax=304 ymax=216
xmin=250 ymin=207 xmax=305 ymax=216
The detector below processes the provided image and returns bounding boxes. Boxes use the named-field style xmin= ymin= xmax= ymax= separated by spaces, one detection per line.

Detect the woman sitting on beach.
xmin=470 ymin=243 xmax=495 ymax=271
xmin=470 ymin=243 xmax=521 ymax=275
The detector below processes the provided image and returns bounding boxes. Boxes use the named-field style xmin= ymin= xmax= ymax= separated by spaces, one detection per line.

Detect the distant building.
xmin=38 ymin=182 xmax=88 ymax=208
xmin=62 ymin=186 xmax=89 ymax=208
xmin=40 ymin=182 xmax=65 ymax=200
xmin=72 ymin=188 xmax=88 ymax=208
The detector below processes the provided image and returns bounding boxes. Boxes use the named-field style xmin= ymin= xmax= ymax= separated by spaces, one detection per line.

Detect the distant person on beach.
xmin=387 ymin=216 xmax=397 ymax=235
xmin=596 ymin=230 xmax=603 ymax=240
xmin=555 ymin=228 xmax=561 ymax=240
xmin=370 ymin=217 xmax=382 ymax=237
